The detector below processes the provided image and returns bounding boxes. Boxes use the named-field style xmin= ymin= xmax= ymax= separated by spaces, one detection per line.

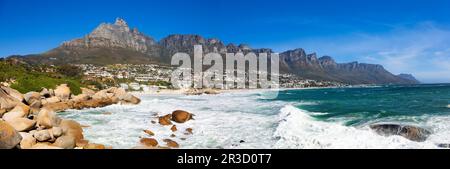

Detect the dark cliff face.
xmin=10 ymin=18 xmax=419 ymax=85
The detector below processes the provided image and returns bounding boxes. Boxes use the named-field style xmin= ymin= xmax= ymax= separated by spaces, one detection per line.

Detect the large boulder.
xmin=113 ymin=88 xmax=141 ymax=104
xmin=40 ymin=88 xmax=52 ymax=98
xmin=81 ymin=87 xmax=96 ymax=97
xmin=33 ymin=130 xmax=51 ymax=142
xmin=2 ymin=104 xmax=30 ymax=122
xmin=0 ymin=120 xmax=22 ymax=149
xmin=0 ymin=87 xmax=20 ymax=112
xmin=54 ymin=84 xmax=71 ymax=101
xmin=43 ymin=102 xmax=71 ymax=112
xmin=159 ymin=114 xmax=172 ymax=125
xmin=1 ymin=86 xmax=24 ymax=102
xmin=50 ymin=127 xmax=63 ymax=138
xmin=59 ymin=119 xmax=84 ymax=143
xmin=171 ymin=110 xmax=193 ymax=123
xmin=52 ymin=135 xmax=76 ymax=149
xmin=92 ymin=90 xmax=109 ymax=100
xmin=140 ymin=138 xmax=158 ymax=147
xmin=6 ymin=118 xmax=36 ymax=132
xmin=370 ymin=124 xmax=432 ymax=142
xmin=163 ymin=139 xmax=179 ymax=148
xmin=24 ymin=92 xmax=41 ymax=105
xmin=19 ymin=132 xmax=36 ymax=149
xmin=36 ymin=108 xmax=60 ymax=129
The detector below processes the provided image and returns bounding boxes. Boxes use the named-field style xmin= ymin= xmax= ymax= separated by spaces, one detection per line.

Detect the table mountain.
xmin=9 ymin=18 xmax=419 ymax=84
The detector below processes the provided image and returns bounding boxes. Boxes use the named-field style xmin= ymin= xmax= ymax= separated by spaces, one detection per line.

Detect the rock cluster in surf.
xmin=135 ymin=110 xmax=195 ymax=149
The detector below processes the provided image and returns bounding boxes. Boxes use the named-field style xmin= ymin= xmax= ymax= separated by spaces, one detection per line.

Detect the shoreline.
xmin=129 ymin=85 xmax=381 ymax=96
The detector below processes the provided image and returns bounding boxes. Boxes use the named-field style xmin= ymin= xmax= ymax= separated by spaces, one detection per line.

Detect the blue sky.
xmin=1 ymin=0 xmax=449 ymax=83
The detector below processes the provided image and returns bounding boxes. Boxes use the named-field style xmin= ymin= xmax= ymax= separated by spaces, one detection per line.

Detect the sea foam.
xmin=273 ymin=105 xmax=438 ymax=149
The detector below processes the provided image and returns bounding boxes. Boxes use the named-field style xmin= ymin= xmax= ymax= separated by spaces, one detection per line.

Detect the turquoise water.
xmin=269 ymin=84 xmax=450 ymax=126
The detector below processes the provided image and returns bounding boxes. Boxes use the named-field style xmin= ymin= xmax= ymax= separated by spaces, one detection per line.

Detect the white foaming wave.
xmin=273 ymin=105 xmax=438 ymax=149
xmin=60 ymin=91 xmax=282 ymax=149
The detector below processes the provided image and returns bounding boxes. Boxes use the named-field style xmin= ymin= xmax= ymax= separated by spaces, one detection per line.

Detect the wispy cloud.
xmin=268 ymin=22 xmax=450 ymax=83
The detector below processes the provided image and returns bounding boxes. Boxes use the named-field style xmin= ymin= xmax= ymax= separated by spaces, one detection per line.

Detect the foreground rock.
xmin=159 ymin=114 xmax=172 ymax=125
xmin=140 ymin=138 xmax=158 ymax=147
xmin=171 ymin=110 xmax=194 ymax=123
xmin=163 ymin=139 xmax=179 ymax=148
xmin=54 ymin=84 xmax=71 ymax=101
xmin=0 ymin=120 xmax=22 ymax=149
xmin=1 ymin=85 xmax=138 ymax=149
xmin=370 ymin=124 xmax=431 ymax=142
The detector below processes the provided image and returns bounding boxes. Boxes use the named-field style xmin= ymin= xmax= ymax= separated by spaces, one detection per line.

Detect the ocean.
xmin=59 ymin=84 xmax=450 ymax=149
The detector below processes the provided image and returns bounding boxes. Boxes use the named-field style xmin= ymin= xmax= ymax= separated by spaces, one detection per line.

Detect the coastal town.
xmin=73 ymin=64 xmax=348 ymax=92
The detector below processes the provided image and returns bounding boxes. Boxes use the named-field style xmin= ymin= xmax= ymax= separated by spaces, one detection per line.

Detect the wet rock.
xmin=143 ymin=130 xmax=154 ymax=136
xmin=163 ymin=139 xmax=179 ymax=148
xmin=54 ymin=84 xmax=71 ymax=101
xmin=171 ymin=110 xmax=193 ymax=123
xmin=140 ymin=138 xmax=158 ymax=147
xmin=240 ymin=140 xmax=245 ymax=143
xmin=0 ymin=120 xmax=22 ymax=149
xmin=171 ymin=125 xmax=177 ymax=132
xmin=185 ymin=128 xmax=193 ymax=135
xmin=159 ymin=114 xmax=172 ymax=125
xmin=170 ymin=134 xmax=176 ymax=138
xmin=370 ymin=124 xmax=431 ymax=142
xmin=102 ymin=112 xmax=112 ymax=115
xmin=437 ymin=143 xmax=450 ymax=148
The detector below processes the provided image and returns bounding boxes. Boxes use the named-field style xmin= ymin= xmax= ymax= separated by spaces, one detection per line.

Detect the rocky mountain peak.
xmin=114 ymin=17 xmax=129 ymax=27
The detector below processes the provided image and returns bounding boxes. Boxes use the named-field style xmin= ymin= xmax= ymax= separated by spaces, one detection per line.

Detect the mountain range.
xmin=8 ymin=18 xmax=419 ymax=84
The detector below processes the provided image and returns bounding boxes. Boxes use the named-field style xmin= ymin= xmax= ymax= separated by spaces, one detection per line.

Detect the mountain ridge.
xmin=9 ymin=18 xmax=419 ymax=84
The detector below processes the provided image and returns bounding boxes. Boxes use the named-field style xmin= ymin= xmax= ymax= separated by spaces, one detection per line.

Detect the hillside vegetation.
xmin=0 ymin=59 xmax=84 ymax=94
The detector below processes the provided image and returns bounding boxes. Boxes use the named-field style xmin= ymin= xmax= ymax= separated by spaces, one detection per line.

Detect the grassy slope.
xmin=0 ymin=61 xmax=83 ymax=95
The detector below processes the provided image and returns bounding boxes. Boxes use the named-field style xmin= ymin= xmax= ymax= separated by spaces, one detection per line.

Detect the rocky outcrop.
xmin=0 ymin=85 xmax=140 ymax=149
xmin=370 ymin=124 xmax=432 ymax=142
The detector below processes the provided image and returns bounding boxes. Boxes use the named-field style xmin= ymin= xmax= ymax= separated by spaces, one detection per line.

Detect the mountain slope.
xmin=10 ymin=18 xmax=419 ymax=84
